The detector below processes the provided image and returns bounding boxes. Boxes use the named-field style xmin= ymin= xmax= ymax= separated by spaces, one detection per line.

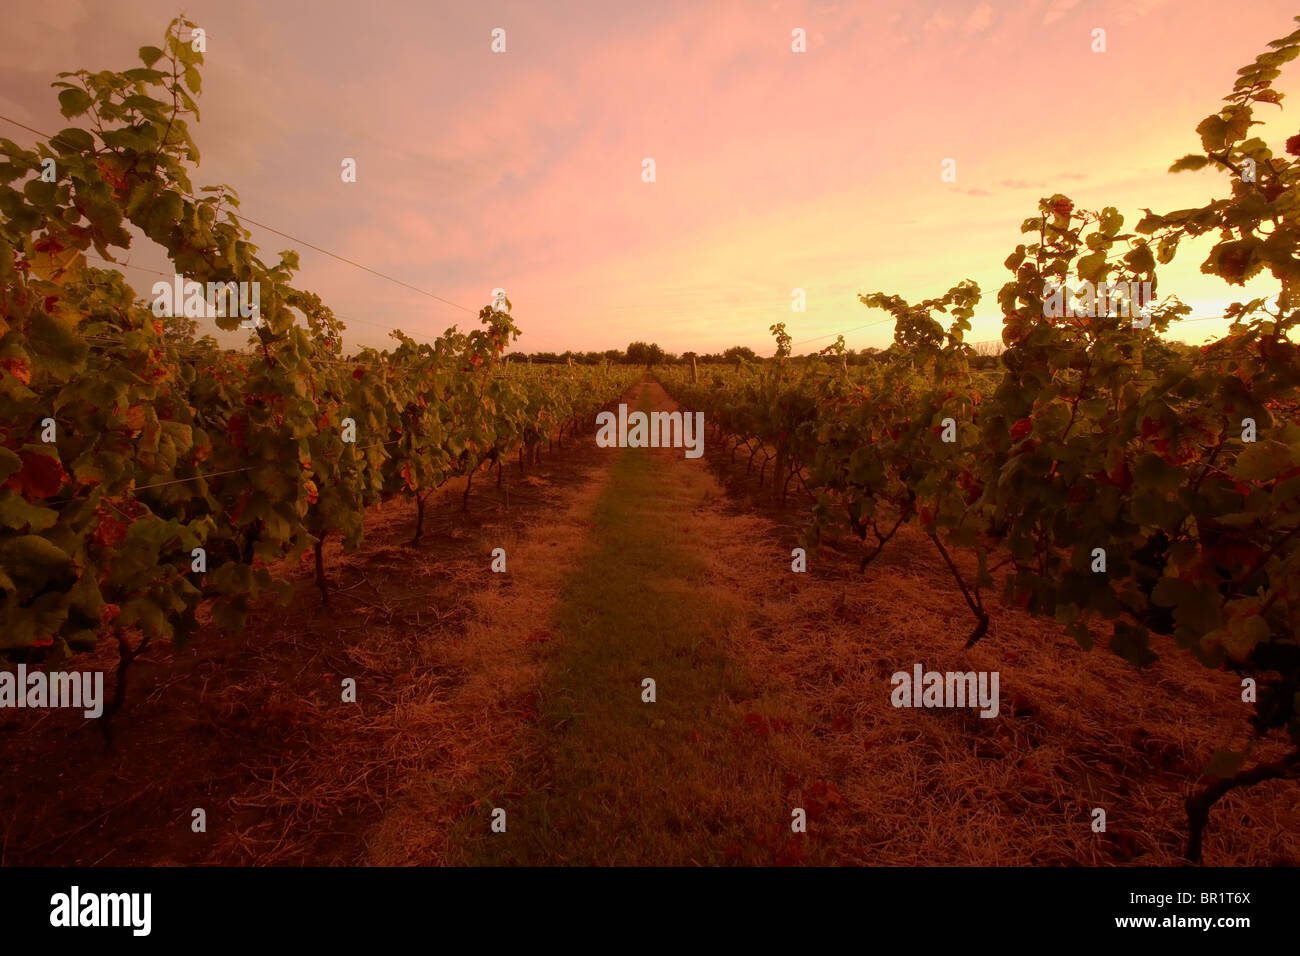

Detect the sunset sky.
xmin=3 ymin=0 xmax=1300 ymax=354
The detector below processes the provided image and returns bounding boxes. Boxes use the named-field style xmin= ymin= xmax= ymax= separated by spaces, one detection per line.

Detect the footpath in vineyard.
xmin=438 ymin=380 xmax=1299 ymax=866
xmin=443 ymin=380 xmax=806 ymax=865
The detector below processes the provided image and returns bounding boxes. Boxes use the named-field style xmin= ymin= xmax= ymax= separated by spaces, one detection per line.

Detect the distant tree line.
xmin=504 ymin=340 xmax=1025 ymax=371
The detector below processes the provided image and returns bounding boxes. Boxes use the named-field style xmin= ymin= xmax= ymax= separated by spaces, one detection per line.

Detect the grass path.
xmin=449 ymin=381 xmax=801 ymax=865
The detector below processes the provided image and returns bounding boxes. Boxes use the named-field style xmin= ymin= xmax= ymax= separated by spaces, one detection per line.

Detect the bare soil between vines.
xmin=2 ymin=379 xmax=1296 ymax=866
xmin=1 ymin=411 xmax=619 ymax=865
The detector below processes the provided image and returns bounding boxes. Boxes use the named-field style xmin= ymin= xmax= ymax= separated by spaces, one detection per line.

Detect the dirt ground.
xmin=1 ymin=378 xmax=1296 ymax=866
xmin=0 ymin=415 xmax=620 ymax=865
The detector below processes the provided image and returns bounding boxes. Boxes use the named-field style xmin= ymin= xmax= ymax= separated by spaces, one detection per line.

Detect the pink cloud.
xmin=5 ymin=0 xmax=1299 ymax=353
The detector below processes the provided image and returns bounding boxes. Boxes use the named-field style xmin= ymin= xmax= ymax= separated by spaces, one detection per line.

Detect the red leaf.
xmin=0 ymin=358 xmax=31 ymax=385
xmin=1099 ymin=459 xmax=1133 ymax=490
xmin=1009 ymin=417 xmax=1033 ymax=440
xmin=5 ymin=451 xmax=67 ymax=499
xmin=92 ymin=512 xmax=128 ymax=548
